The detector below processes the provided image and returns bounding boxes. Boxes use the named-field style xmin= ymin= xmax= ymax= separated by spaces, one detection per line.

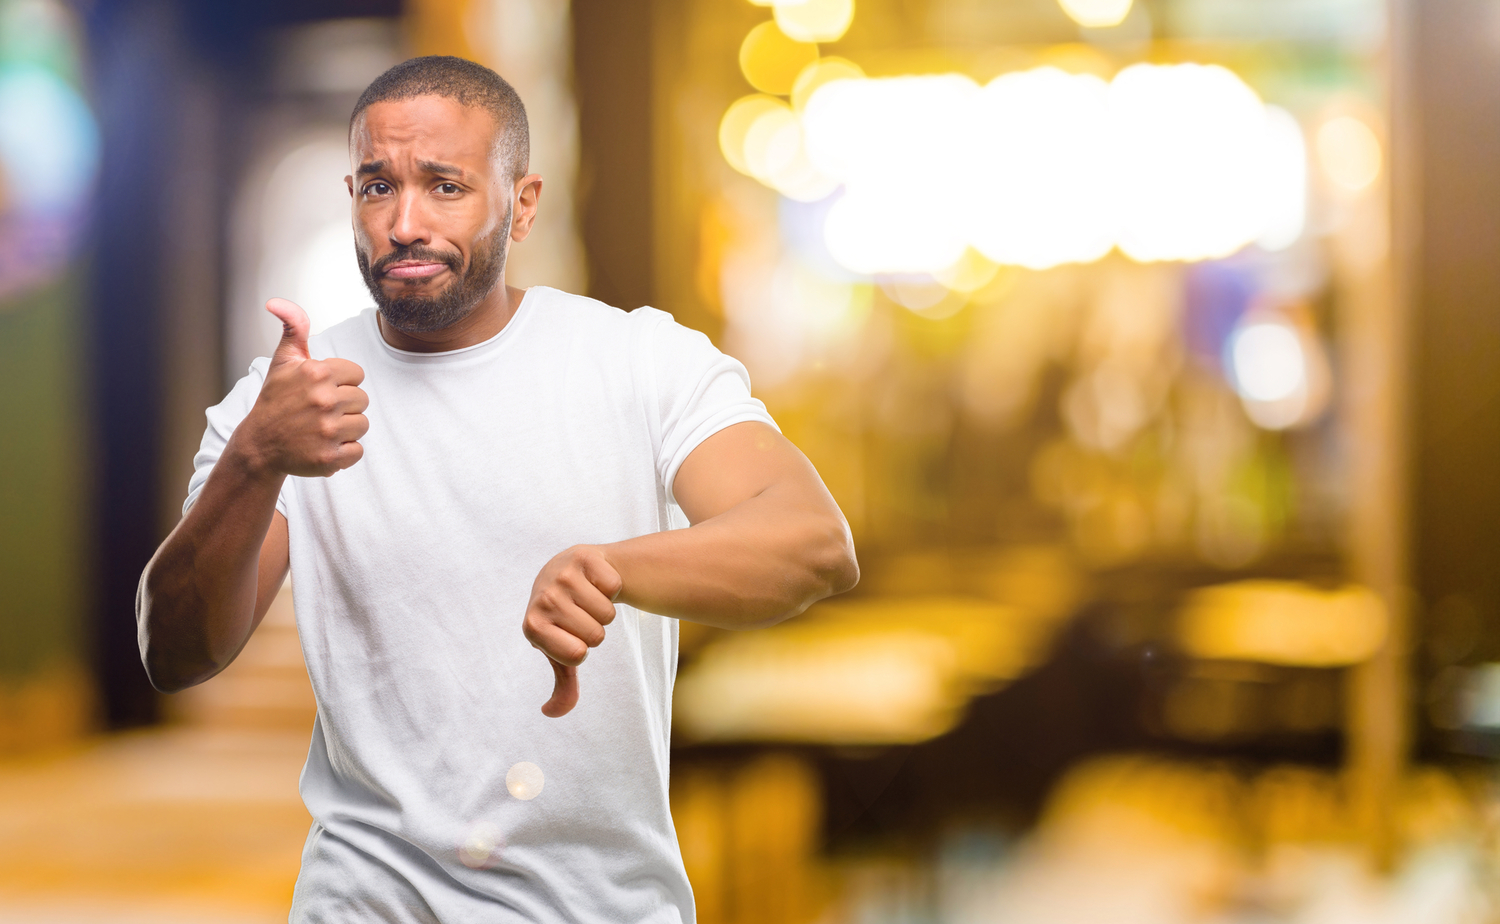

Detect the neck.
xmin=377 ymin=281 xmax=528 ymax=353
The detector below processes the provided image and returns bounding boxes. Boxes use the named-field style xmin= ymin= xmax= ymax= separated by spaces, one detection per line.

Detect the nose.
xmin=389 ymin=188 xmax=431 ymax=248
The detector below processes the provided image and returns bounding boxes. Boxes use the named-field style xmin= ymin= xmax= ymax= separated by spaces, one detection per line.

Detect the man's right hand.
xmin=235 ymin=298 xmax=369 ymax=478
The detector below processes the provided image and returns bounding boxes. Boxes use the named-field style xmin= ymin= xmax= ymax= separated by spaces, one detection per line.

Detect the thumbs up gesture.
xmin=235 ymin=298 xmax=369 ymax=478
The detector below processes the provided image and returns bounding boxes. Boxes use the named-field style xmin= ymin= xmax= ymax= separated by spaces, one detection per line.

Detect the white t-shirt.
xmin=185 ymin=287 xmax=778 ymax=923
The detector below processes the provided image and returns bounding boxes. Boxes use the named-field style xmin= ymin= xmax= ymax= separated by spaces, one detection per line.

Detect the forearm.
xmin=137 ymin=437 xmax=285 ymax=692
xmin=603 ymin=483 xmax=858 ymax=629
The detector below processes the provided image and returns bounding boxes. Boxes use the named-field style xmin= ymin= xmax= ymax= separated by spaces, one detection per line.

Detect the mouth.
xmin=382 ymin=261 xmax=450 ymax=281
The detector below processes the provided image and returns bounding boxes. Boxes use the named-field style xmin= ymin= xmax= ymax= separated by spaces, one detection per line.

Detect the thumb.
xmin=542 ymin=659 xmax=579 ymax=718
xmin=266 ymin=298 xmax=311 ymax=364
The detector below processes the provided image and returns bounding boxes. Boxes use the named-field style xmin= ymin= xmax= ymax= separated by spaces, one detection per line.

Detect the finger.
xmin=527 ymin=619 xmax=594 ymax=663
xmin=329 ymin=440 xmax=364 ymax=472
xmin=266 ymin=298 xmax=310 ymax=365
xmin=581 ymin=555 xmax=624 ymax=602
xmin=324 ymin=358 xmax=365 ymax=387
xmin=331 ymin=413 xmax=369 ymax=443
xmin=334 ymin=385 xmax=369 ymax=414
xmin=561 ymin=572 xmax=617 ymax=626
xmin=542 ymin=659 xmax=579 ymax=718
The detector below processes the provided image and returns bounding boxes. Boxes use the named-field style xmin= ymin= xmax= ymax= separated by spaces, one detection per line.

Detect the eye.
xmin=437 ymin=182 xmax=461 ymax=195
xmin=363 ymin=181 xmax=392 ymax=196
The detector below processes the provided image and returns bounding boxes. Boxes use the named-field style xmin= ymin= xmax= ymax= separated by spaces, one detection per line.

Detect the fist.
xmin=522 ymin=545 xmax=623 ymax=718
xmin=238 ymin=298 xmax=369 ymax=478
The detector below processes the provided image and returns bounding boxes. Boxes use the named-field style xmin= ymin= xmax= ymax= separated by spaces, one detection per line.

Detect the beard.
xmin=357 ymin=209 xmax=510 ymax=334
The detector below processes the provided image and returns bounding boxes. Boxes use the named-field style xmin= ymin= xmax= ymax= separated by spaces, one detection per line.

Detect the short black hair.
xmin=351 ymin=56 xmax=529 ymax=181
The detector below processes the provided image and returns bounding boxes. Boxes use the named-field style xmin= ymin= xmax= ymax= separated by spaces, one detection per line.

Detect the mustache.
xmin=371 ymin=244 xmax=464 ymax=278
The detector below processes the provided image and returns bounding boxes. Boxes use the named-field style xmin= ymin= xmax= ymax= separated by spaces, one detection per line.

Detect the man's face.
xmin=347 ymin=96 xmax=512 ymax=333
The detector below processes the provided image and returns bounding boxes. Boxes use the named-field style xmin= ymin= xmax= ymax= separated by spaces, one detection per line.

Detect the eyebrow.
xmin=354 ymin=160 xmax=468 ymax=180
xmin=417 ymin=160 xmax=466 ymax=180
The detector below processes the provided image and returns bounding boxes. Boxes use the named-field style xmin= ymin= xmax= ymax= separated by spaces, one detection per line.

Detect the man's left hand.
xmin=522 ymin=546 xmax=622 ymax=717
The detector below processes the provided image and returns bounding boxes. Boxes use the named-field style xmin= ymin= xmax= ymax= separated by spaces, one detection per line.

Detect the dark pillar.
xmin=571 ymin=0 xmax=656 ymax=311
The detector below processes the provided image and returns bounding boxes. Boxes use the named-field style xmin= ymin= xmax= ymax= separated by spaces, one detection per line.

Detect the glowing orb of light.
xmin=458 ymin=821 xmax=503 ymax=869
xmin=1230 ymin=321 xmax=1306 ymax=403
xmin=774 ymin=0 xmax=854 ymax=43
xmin=506 ymin=761 xmax=545 ymax=801
xmin=1058 ymin=0 xmax=1133 ymax=28
xmin=966 ymin=66 xmax=1115 ymax=270
xmin=1316 ymin=114 xmax=1382 ymax=193
xmin=739 ymin=21 xmax=818 ymax=97
xmin=719 ymin=94 xmax=786 ymax=177
xmin=0 ymin=64 xmax=98 ymax=214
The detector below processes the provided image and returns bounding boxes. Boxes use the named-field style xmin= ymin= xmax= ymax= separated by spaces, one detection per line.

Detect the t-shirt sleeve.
xmin=643 ymin=310 xmax=780 ymax=506
xmin=183 ymin=356 xmax=291 ymax=519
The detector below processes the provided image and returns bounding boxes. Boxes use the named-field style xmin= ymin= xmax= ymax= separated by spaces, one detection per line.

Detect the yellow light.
xmin=738 ymin=21 xmax=819 ymax=96
xmin=718 ymin=94 xmax=785 ymax=176
xmin=791 ymin=56 xmax=863 ymax=111
xmin=1058 ymin=0 xmax=1133 ymax=28
xmin=774 ymin=0 xmax=854 ymax=43
xmin=1178 ymin=581 xmax=1388 ymax=667
xmin=743 ymin=103 xmax=801 ymax=180
xmin=1316 ymin=114 xmax=1381 ymax=192
xmin=932 ymin=248 xmax=999 ymax=293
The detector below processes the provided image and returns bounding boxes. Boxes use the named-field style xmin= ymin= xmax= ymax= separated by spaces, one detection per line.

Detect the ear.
xmin=345 ymin=175 xmax=355 ymax=198
xmin=510 ymin=174 xmax=543 ymax=243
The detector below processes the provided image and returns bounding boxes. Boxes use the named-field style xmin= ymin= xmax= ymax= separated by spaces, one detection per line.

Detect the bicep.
xmin=671 ymin=421 xmax=836 ymax=525
xmin=253 ymin=511 xmax=290 ymax=630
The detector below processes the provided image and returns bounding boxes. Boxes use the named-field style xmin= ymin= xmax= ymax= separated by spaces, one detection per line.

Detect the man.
xmin=136 ymin=56 xmax=858 ymax=922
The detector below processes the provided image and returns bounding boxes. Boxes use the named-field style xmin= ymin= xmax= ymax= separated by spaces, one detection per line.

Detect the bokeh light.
xmin=719 ymin=94 xmax=785 ymax=176
xmin=739 ymin=20 xmax=818 ymax=96
xmin=1057 ymin=0 xmax=1133 ymax=28
xmin=790 ymin=55 xmax=863 ymax=111
xmin=776 ymin=63 xmax=1308 ymax=276
xmin=506 ymin=761 xmax=545 ymax=800
xmin=0 ymin=66 xmax=97 ymax=214
xmin=1231 ymin=321 xmax=1305 ymax=402
xmin=805 ymin=74 xmax=978 ymax=273
xmin=773 ymin=0 xmax=854 ymax=43
xmin=1316 ymin=113 xmax=1382 ymax=193
xmin=966 ymin=67 xmax=1115 ymax=270
xmin=0 ymin=0 xmax=97 ymax=302
xmin=1177 ymin=581 xmax=1388 ymax=667
xmin=458 ymin=821 xmax=503 ymax=869
xmin=1109 ymin=63 xmax=1277 ymax=263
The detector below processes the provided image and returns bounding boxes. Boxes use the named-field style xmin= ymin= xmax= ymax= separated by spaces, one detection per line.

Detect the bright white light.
xmin=0 ymin=65 xmax=98 ymax=214
xmin=1255 ymin=106 xmax=1307 ymax=251
xmin=1111 ymin=63 xmax=1271 ymax=263
xmin=1230 ymin=322 xmax=1305 ymax=402
xmin=1058 ymin=0 xmax=1133 ymax=28
xmin=805 ymin=75 xmax=977 ymax=273
xmin=296 ymin=220 xmax=372 ymax=334
xmin=966 ymin=67 xmax=1115 ymax=269
xmin=753 ymin=63 xmax=1308 ymax=275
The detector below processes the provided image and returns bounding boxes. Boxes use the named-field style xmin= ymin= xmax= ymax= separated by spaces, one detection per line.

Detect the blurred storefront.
xmin=4 ymin=0 xmax=1500 ymax=920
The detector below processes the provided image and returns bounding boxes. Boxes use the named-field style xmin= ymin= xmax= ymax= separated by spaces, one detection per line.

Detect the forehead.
xmin=350 ymin=95 xmax=500 ymax=169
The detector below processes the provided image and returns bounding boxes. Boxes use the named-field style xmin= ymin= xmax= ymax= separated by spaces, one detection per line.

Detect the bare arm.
xmin=523 ymin=421 xmax=858 ymax=716
xmin=137 ymin=299 xmax=367 ymax=693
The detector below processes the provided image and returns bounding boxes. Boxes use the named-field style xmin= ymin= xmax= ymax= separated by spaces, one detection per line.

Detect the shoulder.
xmin=306 ymin=308 xmax=378 ymax=361
xmin=525 ymin=286 xmax=653 ymax=333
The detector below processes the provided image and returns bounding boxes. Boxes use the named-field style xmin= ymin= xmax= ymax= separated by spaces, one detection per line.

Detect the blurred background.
xmin=1 ymin=0 xmax=1499 ymax=921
